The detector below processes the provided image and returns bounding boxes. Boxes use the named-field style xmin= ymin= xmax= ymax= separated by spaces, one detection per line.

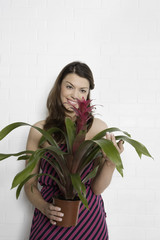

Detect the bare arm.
xmin=24 ymin=121 xmax=64 ymax=225
xmin=87 ymin=118 xmax=124 ymax=195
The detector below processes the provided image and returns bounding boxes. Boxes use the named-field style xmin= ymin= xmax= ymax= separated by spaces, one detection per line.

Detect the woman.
xmin=25 ymin=61 xmax=124 ymax=239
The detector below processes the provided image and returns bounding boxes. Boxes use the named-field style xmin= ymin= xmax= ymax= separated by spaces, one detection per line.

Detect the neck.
xmin=65 ymin=111 xmax=77 ymax=121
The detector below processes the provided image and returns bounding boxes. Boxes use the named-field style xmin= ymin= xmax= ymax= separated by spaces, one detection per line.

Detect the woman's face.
xmin=60 ymin=73 xmax=90 ymax=115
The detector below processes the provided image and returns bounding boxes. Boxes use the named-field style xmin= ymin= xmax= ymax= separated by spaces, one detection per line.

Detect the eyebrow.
xmin=66 ymin=81 xmax=89 ymax=89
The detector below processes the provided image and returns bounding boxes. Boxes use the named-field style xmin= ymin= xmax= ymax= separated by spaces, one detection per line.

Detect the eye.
xmin=66 ymin=85 xmax=73 ymax=89
xmin=81 ymin=89 xmax=87 ymax=93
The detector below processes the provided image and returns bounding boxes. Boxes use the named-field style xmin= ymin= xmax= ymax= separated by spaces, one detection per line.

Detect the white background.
xmin=0 ymin=0 xmax=160 ymax=239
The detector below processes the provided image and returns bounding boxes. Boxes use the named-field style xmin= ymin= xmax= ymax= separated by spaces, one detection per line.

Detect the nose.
xmin=71 ymin=89 xmax=79 ymax=99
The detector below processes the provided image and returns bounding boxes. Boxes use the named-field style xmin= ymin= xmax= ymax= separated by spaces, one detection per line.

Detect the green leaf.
xmin=40 ymin=147 xmax=71 ymax=190
xmin=65 ymin=117 xmax=76 ymax=153
xmin=11 ymin=149 xmax=46 ymax=188
xmin=0 ymin=122 xmax=58 ymax=147
xmin=82 ymin=165 xmax=99 ymax=183
xmin=92 ymin=127 xmax=131 ymax=140
xmin=115 ymin=135 xmax=153 ymax=159
xmin=71 ymin=173 xmax=89 ymax=209
xmin=0 ymin=122 xmax=26 ymax=140
xmin=78 ymin=145 xmax=101 ymax=173
xmin=27 ymin=125 xmax=59 ymax=148
xmin=42 ymin=145 xmax=70 ymax=177
xmin=116 ymin=165 xmax=124 ymax=177
xmin=16 ymin=174 xmax=37 ymax=198
xmin=16 ymin=173 xmax=66 ymax=199
xmin=71 ymin=140 xmax=95 ymax=173
xmin=93 ymin=139 xmax=123 ymax=176
xmin=17 ymin=155 xmax=31 ymax=160
xmin=43 ymin=145 xmax=66 ymax=156
xmin=135 ymin=148 xmax=143 ymax=158
xmin=41 ymin=154 xmax=67 ymax=187
xmin=72 ymin=129 xmax=86 ymax=154
xmin=38 ymin=127 xmax=67 ymax=148
xmin=0 ymin=150 xmax=34 ymax=161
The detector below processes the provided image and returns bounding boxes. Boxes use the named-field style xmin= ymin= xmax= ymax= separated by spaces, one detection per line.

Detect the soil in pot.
xmin=53 ymin=197 xmax=81 ymax=227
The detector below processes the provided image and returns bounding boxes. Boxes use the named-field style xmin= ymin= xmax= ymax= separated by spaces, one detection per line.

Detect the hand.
xmin=106 ymin=132 xmax=124 ymax=154
xmin=42 ymin=202 xmax=64 ymax=225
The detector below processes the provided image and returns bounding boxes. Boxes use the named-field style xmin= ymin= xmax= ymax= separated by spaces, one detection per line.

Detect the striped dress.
xmin=29 ymin=144 xmax=109 ymax=240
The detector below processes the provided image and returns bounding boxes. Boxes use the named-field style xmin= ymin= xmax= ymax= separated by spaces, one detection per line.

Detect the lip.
xmin=67 ymin=99 xmax=78 ymax=105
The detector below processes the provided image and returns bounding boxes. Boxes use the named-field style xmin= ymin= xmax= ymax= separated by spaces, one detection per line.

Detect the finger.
xmin=51 ymin=211 xmax=64 ymax=218
xmin=50 ymin=214 xmax=63 ymax=222
xmin=117 ymin=140 xmax=124 ymax=152
xmin=118 ymin=140 xmax=124 ymax=147
xmin=110 ymin=133 xmax=117 ymax=146
xmin=111 ymin=134 xmax=122 ymax=153
xmin=49 ymin=204 xmax=61 ymax=212
xmin=50 ymin=219 xmax=56 ymax=225
xmin=106 ymin=132 xmax=111 ymax=140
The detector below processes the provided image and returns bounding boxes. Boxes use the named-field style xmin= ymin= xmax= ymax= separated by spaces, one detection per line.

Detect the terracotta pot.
xmin=53 ymin=197 xmax=81 ymax=227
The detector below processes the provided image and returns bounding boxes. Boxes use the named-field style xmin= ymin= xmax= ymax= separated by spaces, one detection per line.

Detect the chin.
xmin=63 ymin=103 xmax=78 ymax=110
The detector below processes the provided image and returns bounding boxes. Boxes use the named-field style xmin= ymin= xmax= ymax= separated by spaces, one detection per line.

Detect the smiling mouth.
xmin=67 ymin=99 xmax=78 ymax=105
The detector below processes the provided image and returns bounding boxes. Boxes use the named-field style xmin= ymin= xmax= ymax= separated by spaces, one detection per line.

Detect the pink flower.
xmin=68 ymin=98 xmax=95 ymax=134
xmin=67 ymin=98 xmax=95 ymax=154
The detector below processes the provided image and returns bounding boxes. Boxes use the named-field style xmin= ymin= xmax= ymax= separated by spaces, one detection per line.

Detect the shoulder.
xmin=33 ymin=120 xmax=46 ymax=129
xmin=92 ymin=118 xmax=108 ymax=130
xmin=27 ymin=120 xmax=46 ymax=147
xmin=86 ymin=118 xmax=108 ymax=140
xmin=28 ymin=120 xmax=46 ymax=136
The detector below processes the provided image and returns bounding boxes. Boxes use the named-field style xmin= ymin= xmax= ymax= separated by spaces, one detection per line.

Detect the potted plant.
xmin=0 ymin=98 xmax=153 ymax=227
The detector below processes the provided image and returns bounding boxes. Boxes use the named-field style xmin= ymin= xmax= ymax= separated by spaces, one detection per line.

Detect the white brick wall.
xmin=0 ymin=0 xmax=160 ymax=239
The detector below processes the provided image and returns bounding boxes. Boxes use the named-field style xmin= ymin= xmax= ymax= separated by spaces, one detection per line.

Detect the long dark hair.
xmin=44 ymin=61 xmax=95 ymax=142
